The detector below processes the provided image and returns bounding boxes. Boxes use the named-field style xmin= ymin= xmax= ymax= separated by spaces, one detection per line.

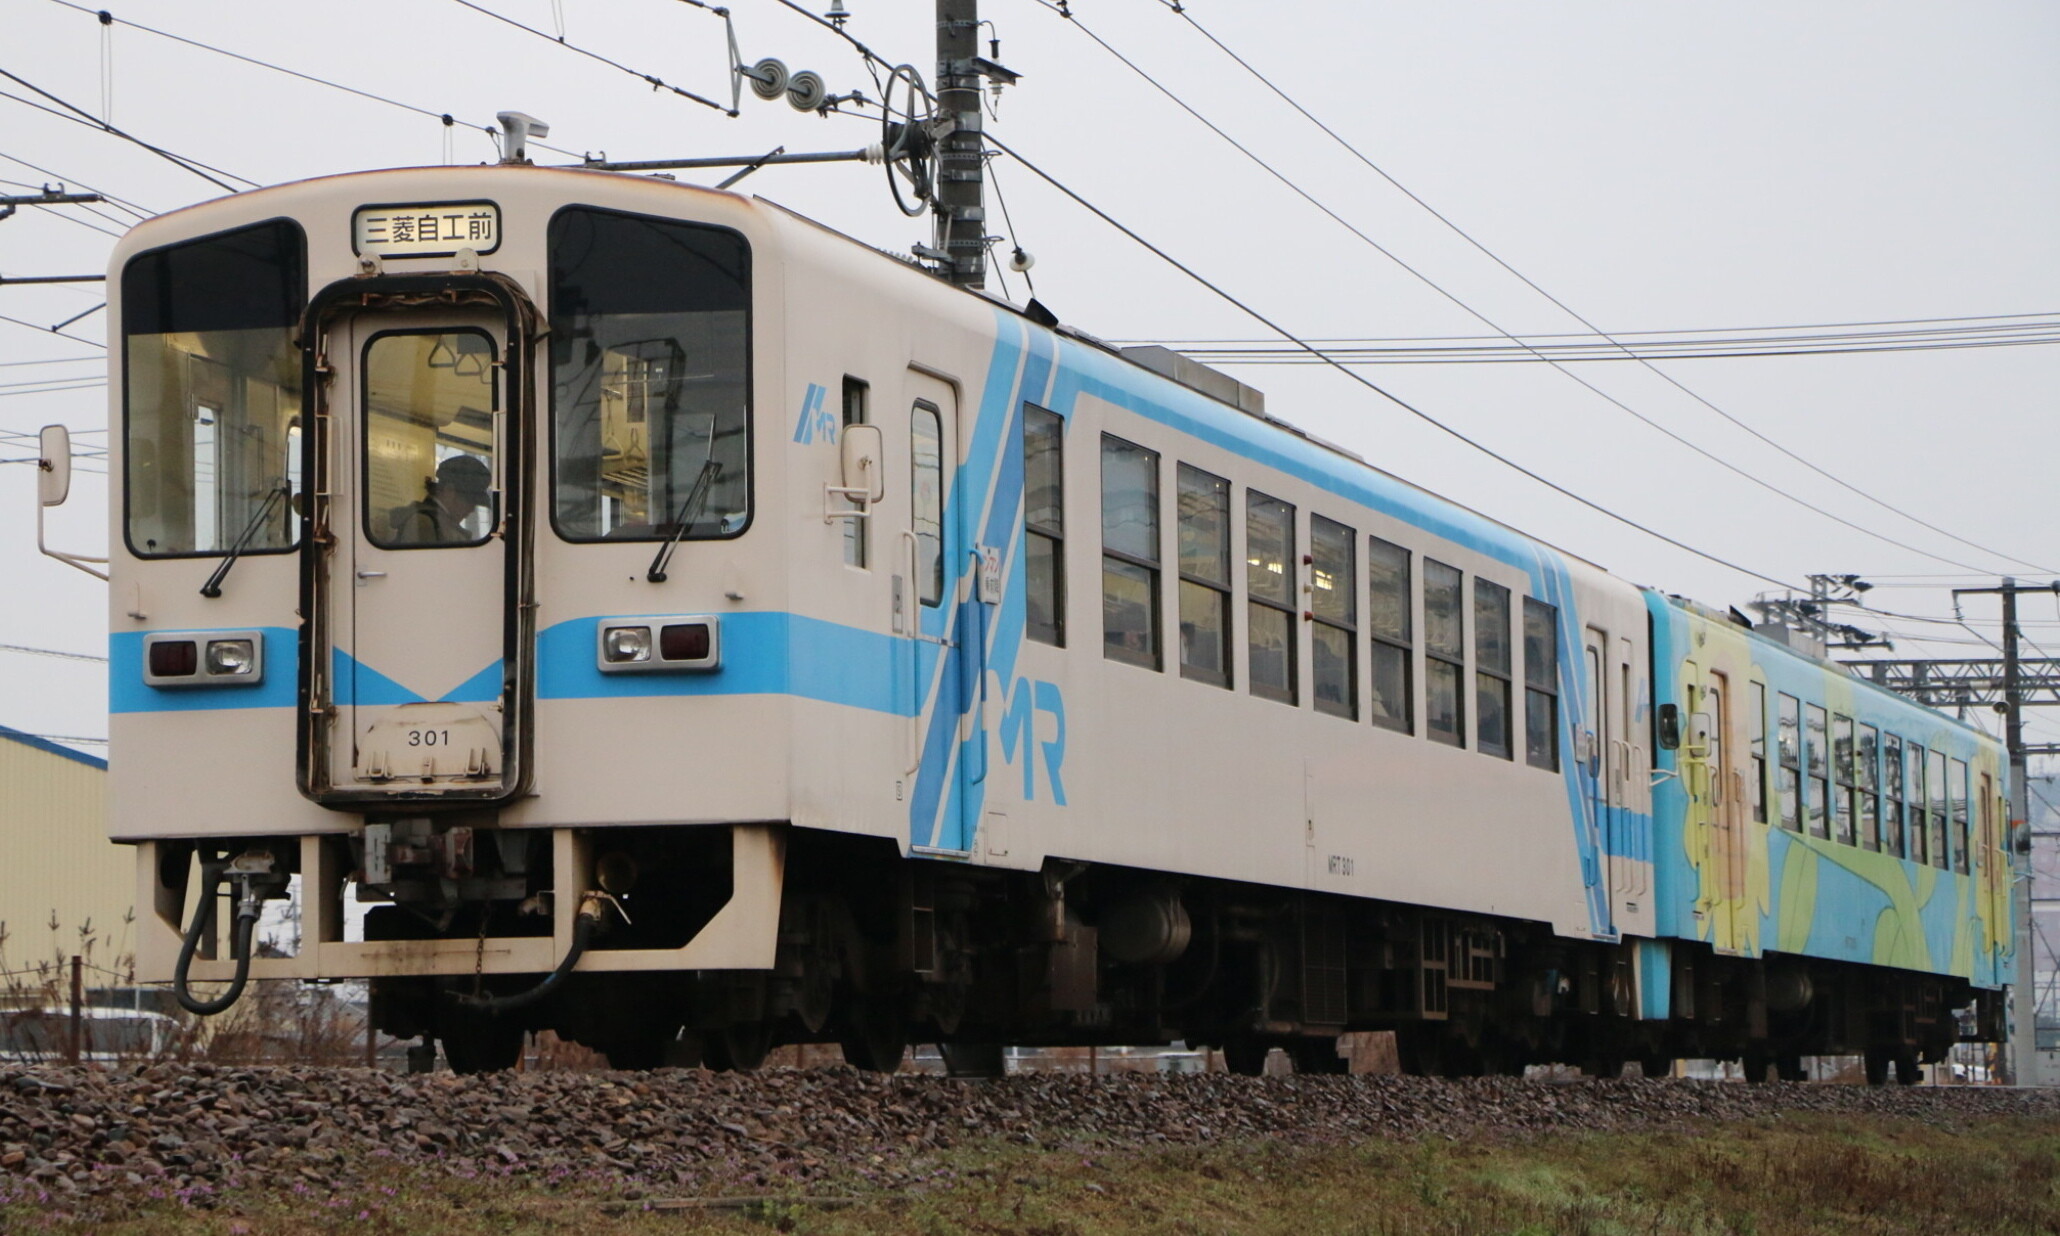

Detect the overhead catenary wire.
xmin=40 ymin=1 xmax=585 ymax=162
xmin=1149 ymin=0 xmax=2060 ymax=579
xmin=1031 ymin=2 xmax=2030 ymax=580
xmin=1145 ymin=316 xmax=2060 ymax=364
xmin=0 ymin=67 xmax=252 ymax=192
xmin=1021 ymin=3 xmax=2018 ymax=580
xmin=984 ymin=132 xmax=1799 ymax=592
xmin=0 ymin=307 xmax=105 ymax=349
xmin=448 ymin=0 xmax=736 ymax=116
xmin=0 ymin=641 xmax=106 ymax=663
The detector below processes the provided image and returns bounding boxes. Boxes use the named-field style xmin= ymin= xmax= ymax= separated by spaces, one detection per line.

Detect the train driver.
xmin=389 ymin=453 xmax=492 ymax=545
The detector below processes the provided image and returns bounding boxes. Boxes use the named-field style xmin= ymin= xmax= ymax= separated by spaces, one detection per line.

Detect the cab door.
xmin=300 ymin=277 xmax=536 ymax=804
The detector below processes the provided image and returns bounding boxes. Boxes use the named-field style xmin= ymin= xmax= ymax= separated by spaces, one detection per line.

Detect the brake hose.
xmin=172 ymin=863 xmax=261 ymax=1016
xmin=449 ymin=906 xmax=597 ymax=1015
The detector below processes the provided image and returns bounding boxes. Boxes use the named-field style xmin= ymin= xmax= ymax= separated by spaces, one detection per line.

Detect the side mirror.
xmin=38 ymin=424 xmax=71 ymax=508
xmin=841 ymin=424 xmax=885 ymax=502
xmin=1656 ymin=703 xmax=1681 ymax=751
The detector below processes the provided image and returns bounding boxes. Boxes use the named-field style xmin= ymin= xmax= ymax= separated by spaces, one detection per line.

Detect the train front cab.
xmin=104 ymin=170 xmax=833 ymax=1066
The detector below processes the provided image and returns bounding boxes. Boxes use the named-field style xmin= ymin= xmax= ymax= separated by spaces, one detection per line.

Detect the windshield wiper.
xmin=200 ymin=481 xmax=290 ymax=598
xmin=646 ymin=459 xmax=723 ymax=583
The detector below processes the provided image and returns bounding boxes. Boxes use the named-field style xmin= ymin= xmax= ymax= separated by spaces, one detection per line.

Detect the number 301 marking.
xmin=406 ymin=729 xmax=450 ymax=747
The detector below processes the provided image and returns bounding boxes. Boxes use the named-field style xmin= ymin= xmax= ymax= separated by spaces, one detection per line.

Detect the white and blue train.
xmin=51 ymin=148 xmax=2012 ymax=1079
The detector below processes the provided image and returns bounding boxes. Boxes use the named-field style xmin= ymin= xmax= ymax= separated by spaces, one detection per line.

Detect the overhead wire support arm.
xmin=0 ymin=273 xmax=106 ymax=285
xmin=577 ymin=148 xmax=872 ymax=175
xmin=0 ymin=189 xmax=101 ymax=222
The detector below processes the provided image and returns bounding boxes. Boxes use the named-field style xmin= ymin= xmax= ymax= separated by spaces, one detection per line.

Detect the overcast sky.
xmin=3 ymin=0 xmax=2057 ymax=760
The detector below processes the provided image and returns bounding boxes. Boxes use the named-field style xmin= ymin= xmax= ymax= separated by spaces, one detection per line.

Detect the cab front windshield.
xmin=122 ymin=220 xmax=304 ymax=557
xmin=549 ymin=207 xmax=750 ymax=540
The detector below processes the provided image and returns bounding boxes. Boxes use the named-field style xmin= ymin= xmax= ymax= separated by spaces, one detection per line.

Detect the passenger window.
xmin=1101 ymin=435 xmax=1161 ymax=670
xmin=1776 ymin=694 xmax=1802 ymax=832
xmin=1369 ymin=538 xmax=1414 ymax=734
xmin=1883 ymin=734 xmax=1906 ymax=858
xmin=1909 ymin=745 xmax=1930 ymax=864
xmin=1748 ymin=682 xmax=1768 ymax=823
xmin=1805 ymin=704 xmax=1829 ymax=839
xmin=1950 ymin=758 xmax=1970 ymax=874
xmin=1246 ymin=491 xmax=1297 ymax=704
xmin=912 ymin=403 xmax=944 ymax=606
xmin=1024 ymin=405 xmax=1064 ymax=646
xmin=1832 ymin=714 xmax=1856 ymax=845
xmin=1424 ymin=560 xmax=1464 ymax=747
xmin=841 ymin=378 xmax=869 ymax=567
xmin=1310 ymin=516 xmax=1357 ymax=720
xmin=1523 ymin=598 xmax=1558 ymax=770
xmin=1176 ymin=464 xmax=1231 ymax=687
xmin=1474 ymin=580 xmax=1511 ymax=758
xmin=1857 ymin=724 xmax=1880 ymax=851
xmin=1927 ymin=749 xmax=1948 ymax=869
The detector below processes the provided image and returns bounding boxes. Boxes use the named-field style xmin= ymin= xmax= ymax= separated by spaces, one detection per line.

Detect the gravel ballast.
xmin=2 ymin=1063 xmax=2055 ymax=1208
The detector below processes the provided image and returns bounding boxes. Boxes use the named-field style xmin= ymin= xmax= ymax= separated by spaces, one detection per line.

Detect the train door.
xmin=300 ymin=283 xmax=533 ymax=804
xmin=903 ymin=370 xmax=979 ymax=853
xmin=1703 ymin=670 xmax=1746 ymax=951
xmin=1582 ymin=629 xmax=1616 ymax=936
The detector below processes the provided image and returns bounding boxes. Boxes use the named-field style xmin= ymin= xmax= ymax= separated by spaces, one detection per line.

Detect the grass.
xmin=8 ymin=1113 xmax=2060 ymax=1235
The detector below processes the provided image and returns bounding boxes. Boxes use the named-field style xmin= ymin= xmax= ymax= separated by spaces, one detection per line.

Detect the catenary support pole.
xmin=936 ymin=0 xmax=986 ymax=288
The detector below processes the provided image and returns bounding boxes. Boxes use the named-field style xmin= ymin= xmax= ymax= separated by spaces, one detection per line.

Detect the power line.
xmin=1144 ymin=309 xmax=2060 ymax=345
xmin=447 ymin=0 xmax=735 ymax=116
xmin=0 ymin=642 xmax=106 ymax=663
xmin=0 ymin=308 xmax=104 ymax=349
xmin=1149 ymin=317 xmax=2060 ymax=364
xmin=1150 ymin=1 xmax=2060 ymax=579
xmin=985 ymin=132 xmax=1798 ymax=592
xmin=41 ymin=0 xmax=583 ymax=162
xmin=0 ymin=67 xmax=252 ymax=192
xmin=1031 ymin=3 xmax=2017 ymax=578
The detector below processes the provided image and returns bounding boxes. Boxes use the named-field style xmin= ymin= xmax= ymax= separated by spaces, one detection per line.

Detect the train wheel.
xmin=1863 ymin=1047 xmax=1890 ymax=1086
xmin=1394 ymin=1027 xmax=1445 ymax=1077
xmin=1894 ymin=1051 xmax=1921 ymax=1086
xmin=603 ymin=1025 xmax=684 ymax=1071
xmin=1222 ymin=1038 xmax=1270 ymax=1077
xmin=939 ymin=1042 xmax=1006 ymax=1078
xmin=838 ymin=1000 xmax=909 ymax=1074
xmin=441 ymin=1020 xmax=524 ymax=1075
xmin=1288 ymin=1037 xmax=1347 ymax=1075
xmin=703 ymin=1021 xmax=774 ymax=1072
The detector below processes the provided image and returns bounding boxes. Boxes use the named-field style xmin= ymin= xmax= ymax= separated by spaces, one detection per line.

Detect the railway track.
xmin=3 ymin=1063 xmax=2055 ymax=1207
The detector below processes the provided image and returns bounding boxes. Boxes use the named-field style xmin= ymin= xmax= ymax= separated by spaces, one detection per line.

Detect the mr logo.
xmin=999 ymin=677 xmax=1067 ymax=805
xmin=791 ymin=382 xmax=837 ymax=445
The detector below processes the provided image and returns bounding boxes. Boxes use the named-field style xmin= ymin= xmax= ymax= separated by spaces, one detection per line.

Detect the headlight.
xmin=205 ymin=639 xmax=256 ymax=675
xmin=602 ymin=625 xmax=652 ymax=663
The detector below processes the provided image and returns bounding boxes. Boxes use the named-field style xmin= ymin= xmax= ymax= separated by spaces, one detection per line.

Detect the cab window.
xmin=122 ymin=219 xmax=305 ymax=558
xmin=549 ymin=207 xmax=750 ymax=541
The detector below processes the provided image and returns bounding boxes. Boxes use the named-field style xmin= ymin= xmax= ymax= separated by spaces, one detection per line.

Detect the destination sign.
xmin=353 ymin=202 xmax=500 ymax=258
